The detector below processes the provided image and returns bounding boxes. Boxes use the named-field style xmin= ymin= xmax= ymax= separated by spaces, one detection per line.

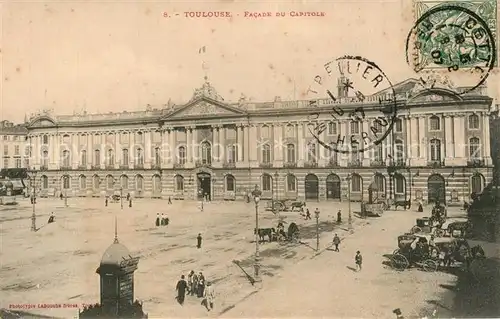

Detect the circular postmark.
xmin=406 ymin=4 xmax=497 ymax=94
xmin=306 ymin=55 xmax=398 ymax=154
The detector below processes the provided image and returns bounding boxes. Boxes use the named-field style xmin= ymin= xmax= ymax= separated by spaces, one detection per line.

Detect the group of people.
xmin=155 ymin=213 xmax=170 ymax=227
xmin=104 ymin=193 xmax=133 ymax=207
xmin=175 ymin=271 xmax=215 ymax=311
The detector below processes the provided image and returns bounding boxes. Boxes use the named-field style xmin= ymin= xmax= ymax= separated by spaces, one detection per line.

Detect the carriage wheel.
xmin=422 ymin=259 xmax=438 ymax=272
xmin=391 ymin=254 xmax=409 ymax=271
xmin=393 ymin=249 xmax=400 ymax=255
xmin=411 ymin=226 xmax=422 ymax=234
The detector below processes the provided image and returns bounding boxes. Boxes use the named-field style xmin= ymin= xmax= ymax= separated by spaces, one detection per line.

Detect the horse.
xmin=393 ymin=200 xmax=411 ymax=210
xmin=290 ymin=201 xmax=305 ymax=212
xmin=254 ymin=228 xmax=275 ymax=242
xmin=287 ymin=222 xmax=300 ymax=242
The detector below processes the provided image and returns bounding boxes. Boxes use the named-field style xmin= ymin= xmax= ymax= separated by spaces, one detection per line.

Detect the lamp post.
xmin=315 ymin=209 xmax=320 ymax=251
xmin=28 ymin=167 xmax=38 ymax=231
xmin=346 ymin=174 xmax=353 ymax=232
xmin=252 ymin=184 xmax=262 ymax=283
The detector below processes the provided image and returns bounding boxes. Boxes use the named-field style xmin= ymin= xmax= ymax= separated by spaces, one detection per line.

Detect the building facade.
xmin=0 ymin=120 xmax=29 ymax=170
xmin=24 ymin=78 xmax=494 ymax=204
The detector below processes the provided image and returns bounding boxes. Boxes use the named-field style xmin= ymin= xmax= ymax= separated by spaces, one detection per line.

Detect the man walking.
xmin=337 ymin=210 xmax=342 ymax=223
xmin=203 ymin=281 xmax=215 ymax=311
xmin=355 ymin=251 xmax=363 ymax=271
xmin=305 ymin=208 xmax=311 ymax=220
xmin=332 ymin=234 xmax=341 ymax=252
xmin=175 ymin=275 xmax=188 ymax=305
xmin=197 ymin=233 xmax=203 ymax=249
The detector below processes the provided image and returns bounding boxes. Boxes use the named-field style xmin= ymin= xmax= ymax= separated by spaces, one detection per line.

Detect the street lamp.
xmin=252 ymin=184 xmax=262 ymax=283
xmin=315 ymin=209 xmax=320 ymax=251
xmin=28 ymin=167 xmax=38 ymax=232
xmin=346 ymin=174 xmax=353 ymax=232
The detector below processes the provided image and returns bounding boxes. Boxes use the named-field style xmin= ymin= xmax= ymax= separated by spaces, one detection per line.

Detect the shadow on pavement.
xmin=430 ymin=258 xmax=500 ymax=318
xmin=346 ymin=266 xmax=357 ymax=272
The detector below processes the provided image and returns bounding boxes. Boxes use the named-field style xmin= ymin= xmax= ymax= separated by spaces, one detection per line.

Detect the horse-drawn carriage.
xmin=391 ymin=233 xmax=472 ymax=272
xmin=254 ymin=222 xmax=300 ymax=245
xmin=410 ymin=217 xmax=472 ymax=238
xmin=111 ymin=194 xmax=121 ymax=203
xmin=265 ymin=200 xmax=305 ymax=212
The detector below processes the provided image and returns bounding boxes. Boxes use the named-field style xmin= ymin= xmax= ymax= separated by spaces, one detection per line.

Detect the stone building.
xmin=24 ymin=78 xmax=494 ymax=204
xmin=0 ymin=120 xmax=29 ymax=169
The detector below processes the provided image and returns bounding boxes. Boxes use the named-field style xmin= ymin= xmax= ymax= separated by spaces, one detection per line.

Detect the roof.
xmin=100 ymin=240 xmax=130 ymax=266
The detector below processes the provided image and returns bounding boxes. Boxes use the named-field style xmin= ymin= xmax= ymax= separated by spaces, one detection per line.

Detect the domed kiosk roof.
xmin=100 ymin=239 xmax=130 ymax=266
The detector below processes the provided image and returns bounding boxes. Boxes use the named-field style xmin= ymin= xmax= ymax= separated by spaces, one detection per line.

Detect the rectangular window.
xmin=328 ymin=122 xmax=337 ymax=135
xmin=3 ymin=158 xmax=8 ymax=168
xmin=3 ymin=145 xmax=8 ymax=156
xmin=350 ymin=121 xmax=359 ymax=134
xmin=15 ymin=158 xmax=21 ymax=168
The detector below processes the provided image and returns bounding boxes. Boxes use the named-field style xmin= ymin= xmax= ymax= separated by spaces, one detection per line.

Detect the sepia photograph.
xmin=0 ymin=0 xmax=499 ymax=318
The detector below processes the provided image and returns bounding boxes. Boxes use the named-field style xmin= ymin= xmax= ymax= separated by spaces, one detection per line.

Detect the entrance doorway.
xmin=326 ymin=174 xmax=341 ymax=200
xmin=305 ymin=174 xmax=319 ymax=200
xmin=197 ymin=172 xmax=211 ymax=201
xmin=427 ymin=174 xmax=445 ymax=204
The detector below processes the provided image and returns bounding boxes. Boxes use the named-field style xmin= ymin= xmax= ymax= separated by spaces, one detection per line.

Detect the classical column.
xmin=243 ymin=124 xmax=250 ymax=164
xmin=444 ymin=115 xmax=453 ymax=159
xmin=483 ymin=113 xmax=491 ymax=162
xmin=114 ymin=132 xmax=120 ymax=168
xmin=212 ymin=125 xmax=219 ymax=162
xmin=186 ymin=127 xmax=193 ymax=163
xmin=238 ymin=125 xmax=244 ymax=162
xmin=168 ymin=128 xmax=175 ymax=164
xmin=297 ymin=123 xmax=304 ymax=163
xmin=145 ymin=130 xmax=152 ymax=169
xmin=453 ymin=115 xmax=464 ymax=160
xmin=219 ymin=126 xmax=226 ymax=163
xmin=405 ymin=116 xmax=412 ymax=163
xmin=249 ymin=125 xmax=257 ymax=165
xmin=87 ymin=133 xmax=92 ymax=169
xmin=410 ymin=116 xmax=419 ymax=164
xmin=100 ymin=134 xmax=106 ymax=169
xmin=193 ymin=127 xmax=199 ymax=162
xmin=273 ymin=123 xmax=283 ymax=165
xmin=418 ymin=116 xmax=427 ymax=160
xmin=71 ymin=134 xmax=78 ymax=169
xmin=129 ymin=132 xmax=134 ymax=168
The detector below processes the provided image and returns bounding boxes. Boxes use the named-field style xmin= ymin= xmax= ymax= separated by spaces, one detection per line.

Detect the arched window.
xmin=262 ymin=144 xmax=271 ymax=164
xmin=201 ymin=141 xmax=212 ymax=164
xmin=62 ymin=175 xmax=70 ymax=189
xmin=307 ymin=142 xmax=317 ymax=162
xmin=178 ymin=146 xmax=186 ymax=164
xmin=94 ymin=149 xmax=101 ymax=166
xmin=175 ymin=175 xmax=184 ymax=191
xmin=394 ymin=139 xmax=404 ymax=162
xmin=227 ymin=145 xmax=236 ymax=163
xmin=120 ymin=175 xmax=129 ymax=189
xmin=136 ymin=175 xmax=144 ymax=190
xmin=62 ymin=150 xmax=70 ymax=168
xmin=468 ymin=114 xmax=479 ymax=129
xmin=471 ymin=174 xmax=484 ymax=194
xmin=225 ymin=175 xmax=235 ymax=192
xmin=79 ymin=175 xmax=86 ymax=190
xmin=430 ymin=139 xmax=441 ymax=161
xmin=106 ymin=175 xmax=114 ymax=189
xmin=80 ymin=150 xmax=87 ymax=166
xmin=92 ymin=175 xmax=100 ymax=190
xmin=286 ymin=144 xmax=295 ymax=163
xmin=122 ymin=149 xmax=129 ymax=166
xmin=41 ymin=175 xmax=48 ymax=189
xmin=469 ymin=137 xmax=481 ymax=159
xmin=394 ymin=174 xmax=405 ymax=194
xmin=262 ymin=174 xmax=272 ymax=191
xmin=107 ymin=149 xmax=114 ymax=166
xmin=430 ymin=115 xmax=440 ymax=131
xmin=286 ymin=174 xmax=296 ymax=192
xmin=136 ymin=148 xmax=144 ymax=165
xmin=351 ymin=174 xmax=362 ymax=192
xmin=152 ymin=175 xmax=162 ymax=192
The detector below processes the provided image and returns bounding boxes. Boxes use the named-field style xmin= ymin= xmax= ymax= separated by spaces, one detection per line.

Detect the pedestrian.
xmin=203 ymin=281 xmax=215 ymax=311
xmin=332 ymin=233 xmax=341 ymax=252
xmin=165 ymin=216 xmax=170 ymax=226
xmin=129 ymin=198 xmax=132 ymax=207
xmin=126 ymin=193 xmax=130 ymax=201
xmin=168 ymin=196 xmax=172 ymax=204
xmin=60 ymin=193 xmax=63 ymax=200
xmin=355 ymin=251 xmax=363 ymax=271
xmin=187 ymin=270 xmax=195 ymax=295
xmin=197 ymin=272 xmax=205 ymax=298
xmin=175 ymin=275 xmax=188 ymax=305
xmin=155 ymin=213 xmax=160 ymax=227
xmin=191 ymin=272 xmax=199 ymax=296
xmin=197 ymin=233 xmax=202 ymax=249
xmin=337 ymin=210 xmax=342 ymax=223
xmin=105 ymin=197 xmax=108 ymax=207
xmin=160 ymin=213 xmax=165 ymax=226
xmin=305 ymin=208 xmax=311 ymax=220
xmin=47 ymin=212 xmax=55 ymax=224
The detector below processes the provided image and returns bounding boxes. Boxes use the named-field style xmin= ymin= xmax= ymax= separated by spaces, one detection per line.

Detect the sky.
xmin=0 ymin=0 xmax=498 ymax=123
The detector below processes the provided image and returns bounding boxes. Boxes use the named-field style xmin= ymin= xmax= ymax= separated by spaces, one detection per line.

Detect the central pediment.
xmin=162 ymin=97 xmax=246 ymax=119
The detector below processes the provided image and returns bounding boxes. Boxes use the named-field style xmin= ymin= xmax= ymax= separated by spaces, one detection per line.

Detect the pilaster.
xmin=144 ymin=130 xmax=152 ymax=169
xmin=444 ymin=115 xmax=454 ymax=165
xmin=114 ymin=132 xmax=120 ymax=169
xmin=482 ymin=113 xmax=492 ymax=165
xmin=249 ymin=124 xmax=258 ymax=167
xmin=71 ymin=134 xmax=78 ymax=169
xmin=453 ymin=114 xmax=466 ymax=164
xmin=128 ymin=132 xmax=134 ymax=169
xmin=297 ymin=122 xmax=304 ymax=166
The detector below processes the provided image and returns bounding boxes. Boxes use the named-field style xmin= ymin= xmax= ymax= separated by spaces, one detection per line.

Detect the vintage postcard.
xmin=1 ymin=0 xmax=499 ymax=318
